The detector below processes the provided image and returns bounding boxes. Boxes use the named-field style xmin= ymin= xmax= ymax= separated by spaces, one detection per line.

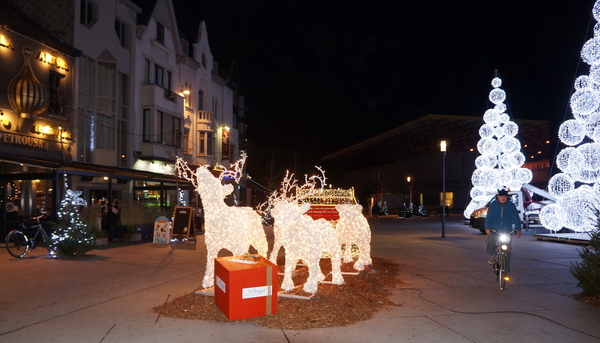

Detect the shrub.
xmin=571 ymin=229 xmax=600 ymax=296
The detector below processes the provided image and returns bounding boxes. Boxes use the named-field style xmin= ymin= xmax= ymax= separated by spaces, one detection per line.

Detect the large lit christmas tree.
xmin=49 ymin=178 xmax=95 ymax=257
xmin=540 ymin=1 xmax=600 ymax=233
xmin=464 ymin=72 xmax=532 ymax=219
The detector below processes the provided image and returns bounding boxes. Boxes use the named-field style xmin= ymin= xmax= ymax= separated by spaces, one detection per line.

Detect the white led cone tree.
xmin=464 ymin=74 xmax=533 ymax=219
xmin=540 ymin=1 xmax=600 ymax=233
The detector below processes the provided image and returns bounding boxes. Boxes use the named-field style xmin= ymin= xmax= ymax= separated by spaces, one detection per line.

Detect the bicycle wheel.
xmin=499 ymin=252 xmax=506 ymax=290
xmin=6 ymin=230 xmax=30 ymax=258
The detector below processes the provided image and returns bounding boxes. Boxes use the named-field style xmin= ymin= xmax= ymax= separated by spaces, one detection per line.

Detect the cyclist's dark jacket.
xmin=484 ymin=198 xmax=521 ymax=233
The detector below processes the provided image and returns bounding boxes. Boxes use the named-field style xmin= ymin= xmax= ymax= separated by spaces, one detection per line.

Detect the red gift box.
xmin=214 ymin=254 xmax=278 ymax=320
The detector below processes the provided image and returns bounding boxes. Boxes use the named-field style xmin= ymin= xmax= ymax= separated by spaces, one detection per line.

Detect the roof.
xmin=0 ymin=0 xmax=80 ymax=57
xmin=323 ymin=114 xmax=550 ymax=168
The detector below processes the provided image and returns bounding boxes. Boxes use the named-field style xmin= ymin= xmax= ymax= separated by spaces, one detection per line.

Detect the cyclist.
xmin=484 ymin=188 xmax=521 ymax=276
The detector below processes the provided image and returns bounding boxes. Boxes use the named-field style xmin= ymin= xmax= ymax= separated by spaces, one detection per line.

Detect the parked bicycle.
xmin=490 ymin=229 xmax=515 ymax=290
xmin=5 ymin=217 xmax=51 ymax=258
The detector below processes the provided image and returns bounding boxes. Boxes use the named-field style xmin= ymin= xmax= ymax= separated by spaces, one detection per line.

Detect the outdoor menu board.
xmin=172 ymin=206 xmax=194 ymax=239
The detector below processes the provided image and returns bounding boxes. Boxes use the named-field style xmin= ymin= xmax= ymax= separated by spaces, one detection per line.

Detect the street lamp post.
xmin=406 ymin=176 xmax=412 ymax=205
xmin=440 ymin=140 xmax=446 ymax=238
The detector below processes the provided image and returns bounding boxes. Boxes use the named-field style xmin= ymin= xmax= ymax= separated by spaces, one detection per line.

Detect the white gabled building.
xmin=8 ymin=0 xmax=245 ymax=214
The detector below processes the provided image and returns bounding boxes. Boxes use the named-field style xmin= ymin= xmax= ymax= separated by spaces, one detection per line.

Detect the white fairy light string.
xmin=464 ymin=74 xmax=533 ymax=219
xmin=176 ymin=155 xmax=268 ymax=288
xmin=540 ymin=0 xmax=600 ymax=232
xmin=265 ymin=168 xmax=344 ymax=294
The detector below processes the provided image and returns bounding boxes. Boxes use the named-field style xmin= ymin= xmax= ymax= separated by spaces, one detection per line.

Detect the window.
xmin=78 ymin=56 xmax=95 ymax=110
xmin=77 ymin=109 xmax=93 ymax=162
xmin=143 ymin=59 xmax=150 ymax=84
xmin=197 ymin=131 xmax=214 ymax=155
xmin=183 ymin=130 xmax=191 ymax=154
xmin=96 ymin=113 xmax=114 ymax=149
xmin=143 ymin=109 xmax=151 ymax=142
xmin=207 ymin=132 xmax=214 ymax=155
xmin=80 ymin=0 xmax=98 ymax=27
xmin=154 ymin=65 xmax=163 ymax=87
xmin=157 ymin=111 xmax=181 ymax=147
xmin=173 ymin=117 xmax=181 ymax=148
xmin=201 ymin=53 xmax=206 ymax=68
xmin=118 ymin=73 xmax=129 ymax=167
xmin=212 ymin=97 xmax=218 ymax=119
xmin=48 ymin=72 xmax=64 ymax=115
xmin=96 ymin=62 xmax=116 ymax=150
xmin=199 ymin=132 xmax=205 ymax=154
xmin=198 ymin=90 xmax=204 ymax=110
xmin=114 ymin=18 xmax=128 ymax=48
xmin=166 ymin=71 xmax=172 ymax=91
xmin=156 ymin=21 xmax=165 ymax=44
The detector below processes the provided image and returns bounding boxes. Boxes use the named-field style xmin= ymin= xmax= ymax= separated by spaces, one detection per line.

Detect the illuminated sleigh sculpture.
xmin=265 ymin=168 xmax=344 ymax=294
xmin=177 ymin=155 xmax=268 ymax=288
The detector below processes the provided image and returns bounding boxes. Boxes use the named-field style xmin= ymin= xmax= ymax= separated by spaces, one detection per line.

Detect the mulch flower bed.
xmin=153 ymin=257 xmax=402 ymax=329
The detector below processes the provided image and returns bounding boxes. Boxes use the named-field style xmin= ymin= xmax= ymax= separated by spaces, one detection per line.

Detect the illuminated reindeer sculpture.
xmin=334 ymin=204 xmax=372 ymax=271
xmin=177 ymin=155 xmax=268 ymax=288
xmin=266 ymin=168 xmax=343 ymax=294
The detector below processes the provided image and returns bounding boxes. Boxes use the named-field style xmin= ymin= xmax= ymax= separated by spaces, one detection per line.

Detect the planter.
xmin=124 ymin=233 xmax=142 ymax=242
xmin=95 ymin=237 xmax=108 ymax=246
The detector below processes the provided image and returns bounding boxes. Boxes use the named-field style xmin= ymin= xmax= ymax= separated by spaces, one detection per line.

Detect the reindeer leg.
xmin=329 ymin=245 xmax=345 ymax=285
xmin=281 ymin=254 xmax=296 ymax=292
xmin=303 ymin=258 xmax=320 ymax=294
xmin=342 ymin=242 xmax=354 ymax=264
xmin=202 ymin=248 xmax=217 ymax=288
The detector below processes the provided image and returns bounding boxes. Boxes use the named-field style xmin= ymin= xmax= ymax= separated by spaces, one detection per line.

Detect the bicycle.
xmin=5 ymin=217 xmax=51 ymax=258
xmin=490 ymin=229 xmax=515 ymax=290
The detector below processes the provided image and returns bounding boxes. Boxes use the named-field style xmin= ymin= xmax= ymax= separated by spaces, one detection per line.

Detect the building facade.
xmin=0 ymin=0 xmax=245 ymax=235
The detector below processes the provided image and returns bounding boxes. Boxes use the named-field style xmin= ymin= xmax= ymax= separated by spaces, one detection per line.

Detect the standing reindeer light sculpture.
xmin=334 ymin=204 xmax=372 ymax=271
xmin=265 ymin=168 xmax=344 ymax=294
xmin=177 ymin=155 xmax=268 ymax=288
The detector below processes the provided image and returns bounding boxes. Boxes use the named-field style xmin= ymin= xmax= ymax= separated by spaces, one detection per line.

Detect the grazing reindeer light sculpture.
xmin=265 ymin=168 xmax=343 ymax=294
xmin=334 ymin=204 xmax=372 ymax=270
xmin=177 ymin=155 xmax=268 ymax=288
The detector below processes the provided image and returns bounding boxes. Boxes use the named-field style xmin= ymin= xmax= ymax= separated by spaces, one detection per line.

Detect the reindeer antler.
xmin=215 ymin=152 xmax=247 ymax=183
xmin=259 ymin=166 xmax=327 ymax=215
xmin=176 ymin=156 xmax=202 ymax=189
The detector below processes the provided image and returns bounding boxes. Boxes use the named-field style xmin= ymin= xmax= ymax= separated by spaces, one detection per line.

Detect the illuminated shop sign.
xmin=37 ymin=51 xmax=69 ymax=71
xmin=0 ymin=132 xmax=49 ymax=150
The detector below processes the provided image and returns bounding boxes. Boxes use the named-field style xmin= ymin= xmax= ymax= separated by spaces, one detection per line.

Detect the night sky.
xmin=174 ymin=0 xmax=596 ymax=186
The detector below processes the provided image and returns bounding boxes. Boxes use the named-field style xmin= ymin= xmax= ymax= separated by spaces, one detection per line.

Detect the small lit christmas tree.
xmin=540 ymin=1 xmax=600 ymax=233
xmin=49 ymin=180 xmax=95 ymax=257
xmin=464 ymin=72 xmax=532 ymax=219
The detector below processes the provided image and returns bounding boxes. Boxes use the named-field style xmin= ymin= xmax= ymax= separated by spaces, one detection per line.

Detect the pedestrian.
xmin=484 ymin=188 xmax=522 ymax=276
xmin=371 ymin=200 xmax=380 ymax=227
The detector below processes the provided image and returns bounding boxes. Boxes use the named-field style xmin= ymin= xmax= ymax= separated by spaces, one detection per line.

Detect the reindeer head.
xmin=196 ymin=166 xmax=234 ymax=200
xmin=176 ymin=154 xmax=247 ymax=202
xmin=261 ymin=166 xmax=326 ymax=222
